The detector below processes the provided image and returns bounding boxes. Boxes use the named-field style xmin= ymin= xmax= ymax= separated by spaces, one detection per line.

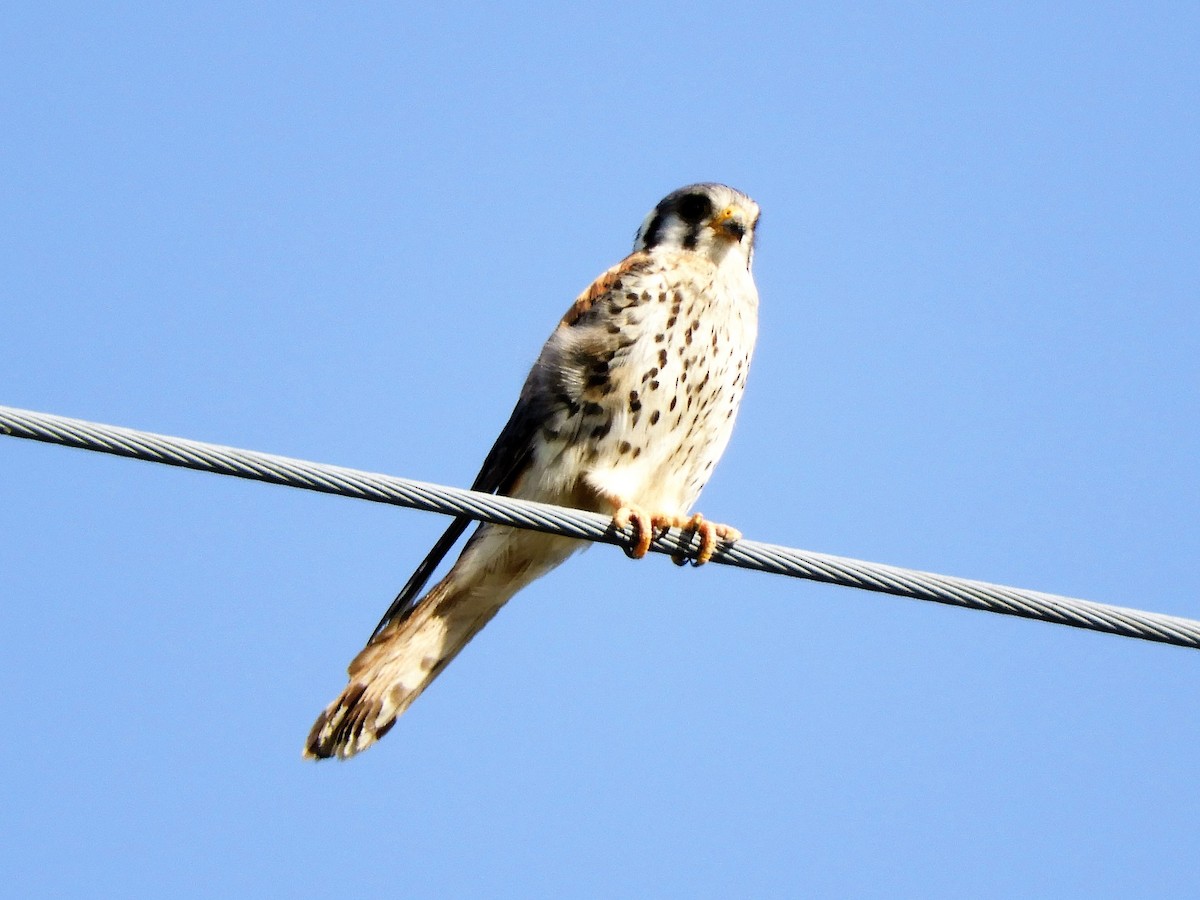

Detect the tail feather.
xmin=304 ymin=579 xmax=493 ymax=760
xmin=304 ymin=682 xmax=392 ymax=760
xmin=304 ymin=526 xmax=582 ymax=760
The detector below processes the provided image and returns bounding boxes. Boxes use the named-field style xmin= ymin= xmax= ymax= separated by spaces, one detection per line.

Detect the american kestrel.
xmin=305 ymin=183 xmax=760 ymax=759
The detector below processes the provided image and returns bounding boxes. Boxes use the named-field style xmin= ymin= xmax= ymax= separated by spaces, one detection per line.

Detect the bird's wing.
xmin=366 ymin=252 xmax=651 ymax=641
xmin=365 ymin=398 xmax=538 ymax=640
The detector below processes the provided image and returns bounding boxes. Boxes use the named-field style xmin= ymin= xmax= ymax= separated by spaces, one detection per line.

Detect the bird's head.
xmin=633 ymin=183 xmax=760 ymax=270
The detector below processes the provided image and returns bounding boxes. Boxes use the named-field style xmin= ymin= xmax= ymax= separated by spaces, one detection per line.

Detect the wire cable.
xmin=3 ymin=403 xmax=1197 ymax=649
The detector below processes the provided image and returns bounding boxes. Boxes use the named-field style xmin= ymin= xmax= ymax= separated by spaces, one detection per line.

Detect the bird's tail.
xmin=303 ymin=572 xmax=502 ymax=759
xmin=304 ymin=526 xmax=582 ymax=760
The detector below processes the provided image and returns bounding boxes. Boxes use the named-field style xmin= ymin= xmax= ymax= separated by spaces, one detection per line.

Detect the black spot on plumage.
xmin=556 ymin=393 xmax=580 ymax=416
xmin=618 ymin=441 xmax=632 ymax=454
xmin=582 ymin=401 xmax=604 ymax=417
xmin=658 ymin=349 xmax=668 ymax=367
xmin=649 ymin=410 xmax=661 ymax=425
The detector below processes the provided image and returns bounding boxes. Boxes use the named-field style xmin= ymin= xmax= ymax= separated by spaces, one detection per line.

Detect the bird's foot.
xmin=611 ymin=504 xmax=676 ymax=559
xmin=609 ymin=502 xmax=741 ymax=565
xmin=670 ymin=513 xmax=741 ymax=566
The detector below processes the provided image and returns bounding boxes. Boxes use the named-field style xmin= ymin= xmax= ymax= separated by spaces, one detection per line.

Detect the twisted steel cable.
xmin=3 ymin=403 xmax=1198 ymax=649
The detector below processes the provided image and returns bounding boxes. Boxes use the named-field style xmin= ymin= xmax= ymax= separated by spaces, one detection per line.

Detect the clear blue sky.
xmin=3 ymin=3 xmax=1198 ymax=897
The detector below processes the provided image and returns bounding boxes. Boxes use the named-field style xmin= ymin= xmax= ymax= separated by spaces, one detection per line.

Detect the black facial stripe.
xmin=640 ymin=212 xmax=665 ymax=249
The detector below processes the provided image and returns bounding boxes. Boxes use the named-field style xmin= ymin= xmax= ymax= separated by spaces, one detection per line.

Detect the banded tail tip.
xmin=303 ymin=682 xmax=397 ymax=761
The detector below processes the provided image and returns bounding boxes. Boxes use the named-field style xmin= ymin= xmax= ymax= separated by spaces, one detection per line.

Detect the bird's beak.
xmin=710 ymin=205 xmax=748 ymax=243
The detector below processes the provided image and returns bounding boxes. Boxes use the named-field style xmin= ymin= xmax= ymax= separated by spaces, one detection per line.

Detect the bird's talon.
xmin=612 ymin=504 xmax=737 ymax=564
xmin=612 ymin=505 xmax=682 ymax=559
xmin=613 ymin=505 xmax=653 ymax=559
xmin=674 ymin=513 xmax=740 ymax=566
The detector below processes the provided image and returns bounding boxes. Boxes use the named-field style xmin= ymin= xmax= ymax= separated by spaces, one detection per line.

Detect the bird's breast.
xmin=527 ymin=259 xmax=757 ymax=515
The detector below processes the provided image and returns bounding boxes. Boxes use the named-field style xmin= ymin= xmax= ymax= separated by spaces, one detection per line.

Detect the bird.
xmin=305 ymin=182 xmax=761 ymax=759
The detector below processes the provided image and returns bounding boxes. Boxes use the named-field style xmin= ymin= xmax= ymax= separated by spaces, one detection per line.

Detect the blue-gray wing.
xmin=366 ymin=252 xmax=651 ymax=641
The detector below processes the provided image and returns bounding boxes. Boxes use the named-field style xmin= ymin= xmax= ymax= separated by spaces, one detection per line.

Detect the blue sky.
xmin=2 ymin=3 xmax=1198 ymax=897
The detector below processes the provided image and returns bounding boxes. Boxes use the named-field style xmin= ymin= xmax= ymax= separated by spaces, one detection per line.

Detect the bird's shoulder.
xmin=558 ymin=250 xmax=672 ymax=328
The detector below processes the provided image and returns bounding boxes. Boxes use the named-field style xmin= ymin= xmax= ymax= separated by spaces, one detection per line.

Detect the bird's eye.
xmin=676 ymin=193 xmax=713 ymax=225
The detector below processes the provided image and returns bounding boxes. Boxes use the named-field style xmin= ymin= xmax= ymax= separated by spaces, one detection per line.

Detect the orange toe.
xmin=674 ymin=513 xmax=741 ymax=566
xmin=612 ymin=505 xmax=678 ymax=559
xmin=612 ymin=505 xmax=652 ymax=559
